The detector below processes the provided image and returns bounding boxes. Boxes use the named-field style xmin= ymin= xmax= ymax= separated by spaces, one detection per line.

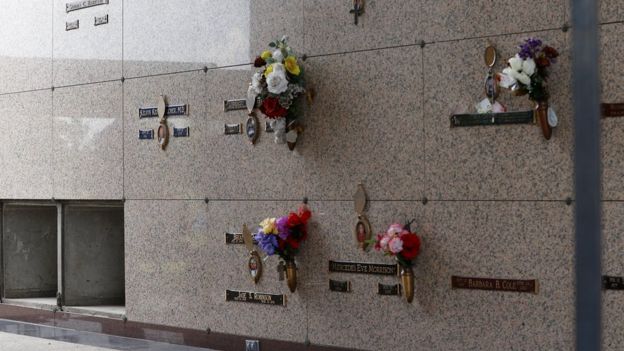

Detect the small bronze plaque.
xmin=224 ymin=123 xmax=242 ymax=135
xmin=329 ymin=279 xmax=351 ymax=293
xmin=602 ymin=103 xmax=624 ymax=118
xmin=450 ymin=111 xmax=534 ymax=128
xmin=66 ymin=20 xmax=79 ymax=31
xmin=225 ymin=232 xmax=257 ymax=245
xmin=329 ymin=260 xmax=398 ymax=276
xmin=225 ymin=290 xmax=286 ymax=306
xmin=94 ymin=14 xmax=109 ymax=26
xmin=378 ymin=283 xmax=401 ymax=296
xmin=173 ymin=127 xmax=189 ymax=137
xmin=224 ymin=99 xmax=247 ymax=112
xmin=451 ymin=276 xmax=538 ymax=294
xmin=138 ymin=129 xmax=154 ymax=140
xmin=603 ymin=275 xmax=624 ymax=290
xmin=265 ymin=121 xmax=274 ymax=133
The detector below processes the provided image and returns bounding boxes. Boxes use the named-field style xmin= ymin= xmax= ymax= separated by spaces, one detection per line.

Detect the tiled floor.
xmin=0 ymin=320 xmax=217 ymax=351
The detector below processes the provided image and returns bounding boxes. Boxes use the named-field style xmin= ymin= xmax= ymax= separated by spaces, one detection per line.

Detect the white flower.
xmin=379 ymin=234 xmax=392 ymax=251
xmin=281 ymin=35 xmax=289 ymax=42
xmin=523 ymin=58 xmax=536 ymax=76
xmin=272 ymin=49 xmax=284 ymax=63
xmin=388 ymin=236 xmax=404 ymax=254
xmin=250 ymin=72 xmax=263 ymax=94
xmin=508 ymin=55 xmax=523 ymax=71
xmin=270 ymin=118 xmax=287 ymax=144
xmin=266 ymin=64 xmax=289 ymax=94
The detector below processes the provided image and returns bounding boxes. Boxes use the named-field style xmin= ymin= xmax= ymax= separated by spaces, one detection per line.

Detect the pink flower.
xmin=387 ymin=224 xmax=403 ymax=236
xmin=388 ymin=236 xmax=404 ymax=254
xmin=379 ymin=234 xmax=392 ymax=251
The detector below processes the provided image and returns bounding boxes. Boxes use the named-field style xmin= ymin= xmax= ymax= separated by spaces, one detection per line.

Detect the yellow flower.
xmin=260 ymin=217 xmax=278 ymax=234
xmin=264 ymin=63 xmax=275 ymax=77
xmin=260 ymin=50 xmax=272 ymax=60
xmin=284 ymin=56 xmax=300 ymax=76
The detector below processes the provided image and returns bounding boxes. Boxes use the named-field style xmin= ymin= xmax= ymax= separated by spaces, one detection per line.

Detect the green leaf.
xmin=269 ymin=42 xmax=276 ymax=48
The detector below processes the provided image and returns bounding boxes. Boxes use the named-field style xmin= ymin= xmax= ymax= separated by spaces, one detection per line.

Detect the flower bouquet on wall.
xmin=498 ymin=38 xmax=560 ymax=140
xmin=248 ymin=36 xmax=308 ymax=150
xmin=253 ymin=202 xmax=312 ymax=292
xmin=370 ymin=221 xmax=422 ymax=303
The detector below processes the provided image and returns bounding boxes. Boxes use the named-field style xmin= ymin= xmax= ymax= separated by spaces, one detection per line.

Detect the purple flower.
xmin=254 ymin=229 xmax=278 ymax=256
xmin=518 ymin=37 xmax=543 ymax=59
xmin=276 ymin=216 xmax=290 ymax=240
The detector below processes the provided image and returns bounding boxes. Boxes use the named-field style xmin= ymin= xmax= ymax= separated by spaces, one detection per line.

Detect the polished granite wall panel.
xmin=204 ymin=67 xmax=306 ymax=200
xmin=53 ymin=0 xmax=122 ymax=86
xmin=250 ymin=0 xmax=303 ymax=60
xmin=301 ymin=46 xmax=424 ymax=200
xmin=53 ymin=82 xmax=123 ymax=199
xmin=124 ymin=0 xmax=251 ymax=78
xmin=306 ymin=201 xmax=574 ymax=350
xmin=424 ymin=30 xmax=573 ymax=201
xmin=303 ymin=0 xmax=422 ymax=55
xmin=0 ymin=91 xmax=53 ymax=199
xmin=0 ymin=1 xmax=52 ymax=94
xmin=600 ymin=23 xmax=624 ymax=200
xmin=124 ymin=72 xmax=208 ymax=200
xmin=125 ymin=200 xmax=307 ymax=342
xmin=420 ymin=0 xmax=566 ymax=43
xmin=603 ymin=202 xmax=624 ymax=351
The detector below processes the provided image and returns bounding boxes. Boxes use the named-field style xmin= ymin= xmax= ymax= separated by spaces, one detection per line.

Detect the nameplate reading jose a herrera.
xmin=329 ymin=260 xmax=398 ymax=276
xmin=451 ymin=276 xmax=538 ymax=294
xmin=225 ymin=290 xmax=286 ymax=306
xmin=66 ymin=0 xmax=109 ymax=13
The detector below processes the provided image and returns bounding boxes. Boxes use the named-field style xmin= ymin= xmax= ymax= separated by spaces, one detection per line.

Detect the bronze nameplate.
xmin=329 ymin=279 xmax=351 ymax=293
xmin=451 ymin=276 xmax=538 ymax=294
xmin=602 ymin=103 xmax=624 ymax=118
xmin=66 ymin=0 xmax=108 ymax=13
xmin=378 ymin=283 xmax=401 ymax=296
xmin=603 ymin=275 xmax=624 ymax=290
xmin=225 ymin=290 xmax=286 ymax=306
xmin=224 ymin=99 xmax=247 ymax=112
xmin=329 ymin=260 xmax=398 ymax=276
xmin=225 ymin=232 xmax=257 ymax=245
xmin=450 ymin=111 xmax=535 ymax=128
xmin=224 ymin=123 xmax=242 ymax=135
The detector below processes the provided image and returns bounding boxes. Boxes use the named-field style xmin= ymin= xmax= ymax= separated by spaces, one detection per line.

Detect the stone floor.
xmin=0 ymin=320 xmax=217 ymax=351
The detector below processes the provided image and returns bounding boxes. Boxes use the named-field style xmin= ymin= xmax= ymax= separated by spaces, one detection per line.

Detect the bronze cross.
xmin=349 ymin=0 xmax=364 ymax=25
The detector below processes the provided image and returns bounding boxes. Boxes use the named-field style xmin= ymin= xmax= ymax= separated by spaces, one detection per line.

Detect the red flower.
xmin=400 ymin=232 xmax=421 ymax=261
xmin=543 ymin=46 xmax=559 ymax=59
xmin=287 ymin=212 xmax=302 ymax=227
xmin=286 ymin=236 xmax=300 ymax=249
xmin=260 ymin=97 xmax=288 ymax=118
xmin=535 ymin=56 xmax=550 ymax=68
xmin=298 ymin=205 xmax=311 ymax=224
xmin=254 ymin=56 xmax=266 ymax=67
xmin=277 ymin=237 xmax=286 ymax=251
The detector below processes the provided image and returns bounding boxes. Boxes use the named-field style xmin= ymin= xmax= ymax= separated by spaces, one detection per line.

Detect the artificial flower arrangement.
xmin=370 ymin=220 xmax=421 ymax=303
xmin=248 ymin=36 xmax=307 ymax=150
xmin=253 ymin=202 xmax=312 ymax=292
xmin=498 ymin=37 xmax=560 ymax=139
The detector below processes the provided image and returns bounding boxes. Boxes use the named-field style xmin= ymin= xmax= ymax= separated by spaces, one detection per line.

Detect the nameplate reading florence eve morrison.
xmin=139 ymin=105 xmax=188 ymax=118
xmin=225 ymin=232 xmax=258 ymax=245
xmin=378 ymin=283 xmax=401 ymax=296
xmin=224 ymin=99 xmax=247 ymax=112
xmin=226 ymin=290 xmax=286 ymax=306
xmin=451 ymin=276 xmax=538 ymax=294
xmin=450 ymin=111 xmax=534 ymax=128
xmin=603 ymin=276 xmax=624 ymax=290
xmin=328 ymin=260 xmax=398 ymax=276
xmin=329 ymin=279 xmax=351 ymax=293
xmin=602 ymin=103 xmax=624 ymax=118
xmin=66 ymin=0 xmax=109 ymax=13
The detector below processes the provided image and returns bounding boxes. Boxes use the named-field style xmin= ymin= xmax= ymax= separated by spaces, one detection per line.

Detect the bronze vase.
xmin=286 ymin=261 xmax=297 ymax=293
xmin=400 ymin=265 xmax=414 ymax=303
xmin=535 ymin=100 xmax=551 ymax=140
